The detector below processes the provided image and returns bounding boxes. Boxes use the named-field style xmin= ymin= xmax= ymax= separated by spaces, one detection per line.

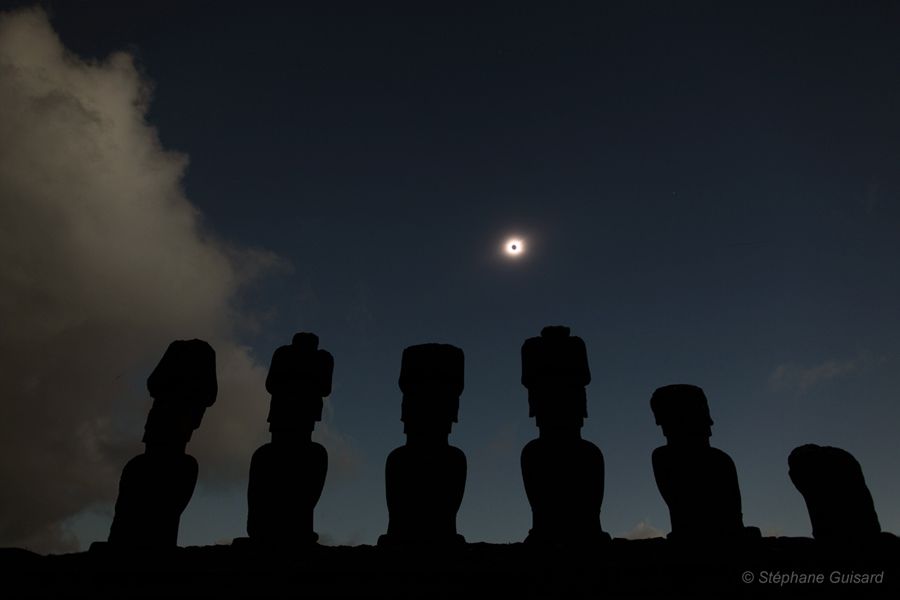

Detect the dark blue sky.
xmin=10 ymin=1 xmax=900 ymax=546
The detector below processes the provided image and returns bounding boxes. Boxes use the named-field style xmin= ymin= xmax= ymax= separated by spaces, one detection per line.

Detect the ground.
xmin=2 ymin=536 xmax=898 ymax=598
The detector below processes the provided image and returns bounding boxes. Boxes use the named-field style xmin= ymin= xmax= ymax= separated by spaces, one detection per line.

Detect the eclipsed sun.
xmin=504 ymin=238 xmax=524 ymax=257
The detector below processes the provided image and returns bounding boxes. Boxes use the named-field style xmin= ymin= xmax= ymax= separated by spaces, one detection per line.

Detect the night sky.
xmin=1 ymin=1 xmax=899 ymax=552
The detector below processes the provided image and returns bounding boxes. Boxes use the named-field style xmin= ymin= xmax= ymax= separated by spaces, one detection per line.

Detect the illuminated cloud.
xmin=768 ymin=354 xmax=883 ymax=393
xmin=620 ymin=519 xmax=666 ymax=540
xmin=0 ymin=7 xmax=356 ymax=552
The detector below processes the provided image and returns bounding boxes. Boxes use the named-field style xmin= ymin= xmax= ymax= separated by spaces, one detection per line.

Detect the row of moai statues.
xmin=104 ymin=327 xmax=888 ymax=550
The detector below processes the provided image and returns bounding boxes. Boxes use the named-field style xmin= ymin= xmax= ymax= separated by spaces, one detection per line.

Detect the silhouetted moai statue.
xmin=379 ymin=343 xmax=467 ymax=546
xmin=108 ymin=339 xmax=217 ymax=549
xmin=650 ymin=384 xmax=758 ymax=543
xmin=247 ymin=332 xmax=333 ymax=546
xmin=789 ymin=444 xmax=882 ymax=544
xmin=520 ymin=326 xmax=608 ymax=545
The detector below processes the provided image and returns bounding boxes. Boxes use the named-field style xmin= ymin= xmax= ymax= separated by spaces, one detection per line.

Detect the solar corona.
xmin=505 ymin=238 xmax=524 ymax=257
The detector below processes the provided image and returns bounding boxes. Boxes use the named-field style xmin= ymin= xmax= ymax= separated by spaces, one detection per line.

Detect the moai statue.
xmin=650 ymin=384 xmax=758 ymax=543
xmin=108 ymin=339 xmax=217 ymax=549
xmin=379 ymin=343 xmax=467 ymax=546
xmin=788 ymin=444 xmax=882 ymax=544
xmin=247 ymin=332 xmax=333 ymax=546
xmin=520 ymin=326 xmax=608 ymax=545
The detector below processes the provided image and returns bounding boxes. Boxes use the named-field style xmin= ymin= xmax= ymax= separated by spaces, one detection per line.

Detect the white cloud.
xmin=312 ymin=398 xmax=362 ymax=486
xmin=0 ymin=7 xmax=357 ymax=553
xmin=620 ymin=519 xmax=665 ymax=540
xmin=768 ymin=354 xmax=880 ymax=393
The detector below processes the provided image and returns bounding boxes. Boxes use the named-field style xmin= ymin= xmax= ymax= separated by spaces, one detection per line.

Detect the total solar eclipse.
xmin=505 ymin=238 xmax=524 ymax=257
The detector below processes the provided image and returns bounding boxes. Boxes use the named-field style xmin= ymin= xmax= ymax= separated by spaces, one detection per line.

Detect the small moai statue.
xmin=788 ymin=444 xmax=882 ymax=544
xmin=520 ymin=326 xmax=608 ymax=545
xmin=379 ymin=343 xmax=467 ymax=546
xmin=650 ymin=384 xmax=758 ymax=543
xmin=247 ymin=332 xmax=333 ymax=546
xmin=108 ymin=339 xmax=217 ymax=549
